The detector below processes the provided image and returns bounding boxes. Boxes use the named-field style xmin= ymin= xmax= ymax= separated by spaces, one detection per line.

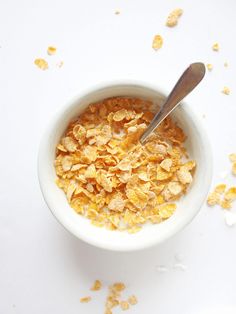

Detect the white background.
xmin=1 ymin=0 xmax=236 ymax=313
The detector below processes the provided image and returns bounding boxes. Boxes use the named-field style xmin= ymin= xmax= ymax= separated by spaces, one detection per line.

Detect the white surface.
xmin=0 ymin=0 xmax=236 ymax=313
xmin=38 ymin=81 xmax=212 ymax=251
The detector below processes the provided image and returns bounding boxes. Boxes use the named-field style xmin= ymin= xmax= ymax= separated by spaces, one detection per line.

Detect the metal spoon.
xmin=140 ymin=62 xmax=206 ymax=144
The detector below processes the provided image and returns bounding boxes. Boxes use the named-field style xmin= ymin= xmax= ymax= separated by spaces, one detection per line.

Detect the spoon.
xmin=140 ymin=62 xmax=206 ymax=144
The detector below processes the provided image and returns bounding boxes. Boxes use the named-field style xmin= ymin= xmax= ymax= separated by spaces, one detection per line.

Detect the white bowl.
xmin=38 ymin=80 xmax=212 ymax=251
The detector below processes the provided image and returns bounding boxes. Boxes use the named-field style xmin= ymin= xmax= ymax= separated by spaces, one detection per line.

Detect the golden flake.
xmin=34 ymin=58 xmax=48 ymax=70
xmin=222 ymin=86 xmax=230 ymax=95
xmin=206 ymin=64 xmax=213 ymax=71
xmin=120 ymin=301 xmax=129 ymax=311
xmin=47 ymin=46 xmax=57 ymax=55
xmin=90 ymin=280 xmax=102 ymax=291
xmin=152 ymin=35 xmax=163 ymax=50
xmin=80 ymin=296 xmax=91 ymax=303
xmin=212 ymin=43 xmax=219 ymax=51
xmin=128 ymin=295 xmax=138 ymax=305
xmin=166 ymin=8 xmax=183 ymax=27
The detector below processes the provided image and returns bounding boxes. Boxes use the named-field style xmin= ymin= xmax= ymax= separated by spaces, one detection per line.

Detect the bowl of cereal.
xmin=38 ymin=81 xmax=212 ymax=251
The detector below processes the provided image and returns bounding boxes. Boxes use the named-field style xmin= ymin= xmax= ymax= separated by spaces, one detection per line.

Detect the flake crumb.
xmin=229 ymin=154 xmax=236 ymax=175
xmin=224 ymin=62 xmax=228 ymax=67
xmin=80 ymin=296 xmax=91 ymax=303
xmin=166 ymin=8 xmax=183 ymax=27
xmin=212 ymin=43 xmax=219 ymax=51
xmin=90 ymin=280 xmax=102 ymax=291
xmin=120 ymin=301 xmax=129 ymax=311
xmin=224 ymin=210 xmax=236 ymax=227
xmin=47 ymin=46 xmax=57 ymax=55
xmin=152 ymin=35 xmax=163 ymax=50
xmin=34 ymin=58 xmax=48 ymax=70
xmin=128 ymin=295 xmax=138 ymax=305
xmin=115 ymin=10 xmax=120 ymax=15
xmin=57 ymin=61 xmax=64 ymax=68
xmin=222 ymin=86 xmax=230 ymax=95
xmin=206 ymin=64 xmax=213 ymax=71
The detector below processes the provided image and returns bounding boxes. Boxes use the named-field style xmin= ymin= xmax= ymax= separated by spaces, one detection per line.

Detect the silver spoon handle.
xmin=140 ymin=62 xmax=206 ymax=144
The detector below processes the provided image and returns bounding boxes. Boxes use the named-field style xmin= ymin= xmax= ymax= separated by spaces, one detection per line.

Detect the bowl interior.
xmin=38 ymin=83 xmax=212 ymax=251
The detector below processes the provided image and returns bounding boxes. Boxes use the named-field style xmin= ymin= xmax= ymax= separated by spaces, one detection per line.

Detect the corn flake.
xmin=34 ymin=58 xmax=48 ymax=70
xmin=90 ymin=280 xmax=102 ymax=291
xmin=166 ymin=8 xmax=183 ymax=27
xmin=152 ymin=35 xmax=163 ymax=50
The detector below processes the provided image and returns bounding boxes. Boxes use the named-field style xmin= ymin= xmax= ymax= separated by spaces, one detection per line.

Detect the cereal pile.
xmin=54 ymin=97 xmax=195 ymax=233
xmin=80 ymin=280 xmax=138 ymax=313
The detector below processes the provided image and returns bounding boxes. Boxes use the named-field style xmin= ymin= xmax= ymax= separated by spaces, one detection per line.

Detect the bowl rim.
xmin=38 ymin=79 xmax=213 ymax=251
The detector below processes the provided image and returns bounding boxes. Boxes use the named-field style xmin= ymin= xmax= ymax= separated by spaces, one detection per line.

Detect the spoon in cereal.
xmin=140 ymin=62 xmax=205 ymax=144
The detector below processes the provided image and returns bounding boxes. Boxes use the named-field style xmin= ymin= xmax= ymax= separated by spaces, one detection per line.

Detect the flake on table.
xmin=47 ymin=46 xmax=57 ymax=55
xmin=206 ymin=63 xmax=213 ymax=71
xmin=34 ymin=58 xmax=48 ymax=70
xmin=212 ymin=42 xmax=219 ymax=51
xmin=152 ymin=35 xmax=163 ymax=50
xmin=222 ymin=86 xmax=230 ymax=95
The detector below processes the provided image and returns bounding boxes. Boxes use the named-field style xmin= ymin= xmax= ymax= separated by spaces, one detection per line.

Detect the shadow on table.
xmin=55 ymin=225 xmax=192 ymax=287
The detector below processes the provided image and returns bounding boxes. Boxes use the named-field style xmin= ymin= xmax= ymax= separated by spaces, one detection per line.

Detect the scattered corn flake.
xmin=115 ymin=10 xmax=120 ymax=15
xmin=207 ymin=191 xmax=220 ymax=206
xmin=229 ymin=153 xmax=236 ymax=162
xmin=224 ymin=187 xmax=236 ymax=201
xmin=224 ymin=62 xmax=228 ymax=67
xmin=232 ymin=163 xmax=236 ymax=175
xmin=206 ymin=64 xmax=213 ymax=71
xmin=128 ymin=295 xmax=138 ymax=305
xmin=34 ymin=58 xmax=48 ymax=70
xmin=113 ymin=282 xmax=126 ymax=291
xmin=215 ymin=184 xmax=226 ymax=194
xmin=47 ymin=46 xmax=57 ymax=55
xmin=120 ymin=301 xmax=129 ymax=311
xmin=220 ymin=199 xmax=232 ymax=209
xmin=90 ymin=280 xmax=102 ymax=291
xmin=166 ymin=8 xmax=183 ymax=27
xmin=80 ymin=296 xmax=91 ymax=303
xmin=212 ymin=43 xmax=219 ymax=51
xmin=222 ymin=86 xmax=230 ymax=95
xmin=57 ymin=61 xmax=64 ymax=68
xmin=152 ymin=35 xmax=163 ymax=50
